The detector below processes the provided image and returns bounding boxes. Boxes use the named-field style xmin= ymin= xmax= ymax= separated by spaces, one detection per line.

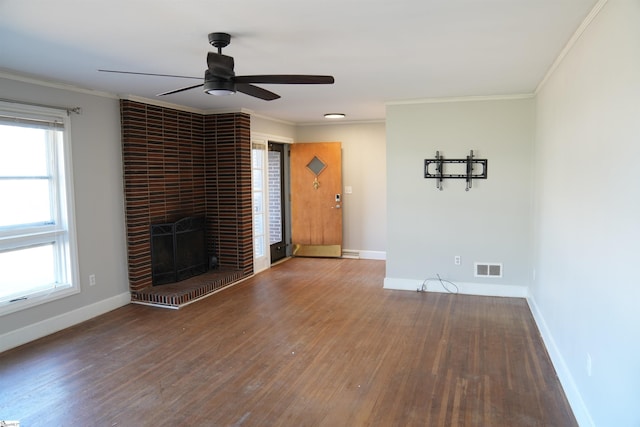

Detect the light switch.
xmin=345 ymin=186 xmax=353 ymax=194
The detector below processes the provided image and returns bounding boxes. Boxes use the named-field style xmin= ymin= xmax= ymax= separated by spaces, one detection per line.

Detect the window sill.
xmin=0 ymin=285 xmax=80 ymax=316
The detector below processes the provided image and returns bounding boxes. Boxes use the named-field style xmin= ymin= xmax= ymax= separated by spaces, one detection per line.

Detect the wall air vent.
xmin=474 ymin=262 xmax=503 ymax=278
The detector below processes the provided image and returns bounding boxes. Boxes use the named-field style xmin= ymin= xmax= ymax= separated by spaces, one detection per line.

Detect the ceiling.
xmin=0 ymin=0 xmax=598 ymax=124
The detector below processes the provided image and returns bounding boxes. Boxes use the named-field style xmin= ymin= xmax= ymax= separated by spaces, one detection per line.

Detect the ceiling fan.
xmin=99 ymin=32 xmax=334 ymax=101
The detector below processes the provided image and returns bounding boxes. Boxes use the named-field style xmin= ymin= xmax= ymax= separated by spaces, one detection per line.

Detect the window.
xmin=252 ymin=143 xmax=267 ymax=257
xmin=251 ymin=142 xmax=269 ymax=272
xmin=0 ymin=101 xmax=79 ymax=315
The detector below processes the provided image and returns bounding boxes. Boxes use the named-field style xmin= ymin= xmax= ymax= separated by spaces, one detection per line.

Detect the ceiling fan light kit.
xmin=98 ymin=32 xmax=334 ymax=101
xmin=203 ymin=78 xmax=236 ymax=96
xmin=205 ymin=88 xmax=235 ymax=96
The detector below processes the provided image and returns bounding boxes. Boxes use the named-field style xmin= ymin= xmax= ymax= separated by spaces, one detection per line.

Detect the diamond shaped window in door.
xmin=307 ymin=156 xmax=327 ymax=176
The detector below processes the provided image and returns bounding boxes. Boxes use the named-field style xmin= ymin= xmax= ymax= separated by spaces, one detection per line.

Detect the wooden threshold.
xmin=292 ymin=243 xmax=342 ymax=257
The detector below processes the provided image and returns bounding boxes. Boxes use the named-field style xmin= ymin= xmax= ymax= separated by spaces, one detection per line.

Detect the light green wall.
xmin=385 ymin=98 xmax=535 ymax=289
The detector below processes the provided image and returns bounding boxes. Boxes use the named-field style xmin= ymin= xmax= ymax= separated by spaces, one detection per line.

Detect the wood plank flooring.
xmin=0 ymin=258 xmax=576 ymax=426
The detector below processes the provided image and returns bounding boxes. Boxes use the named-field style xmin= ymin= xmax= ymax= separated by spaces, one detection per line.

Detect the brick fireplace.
xmin=120 ymin=100 xmax=253 ymax=306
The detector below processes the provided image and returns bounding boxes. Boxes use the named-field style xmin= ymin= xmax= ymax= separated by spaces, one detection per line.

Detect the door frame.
xmin=250 ymin=132 xmax=293 ymax=273
xmin=268 ymin=142 xmax=291 ymax=264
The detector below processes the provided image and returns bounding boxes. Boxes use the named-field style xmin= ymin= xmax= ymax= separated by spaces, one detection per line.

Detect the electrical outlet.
xmin=89 ymin=274 xmax=96 ymax=286
xmin=454 ymin=256 xmax=461 ymax=265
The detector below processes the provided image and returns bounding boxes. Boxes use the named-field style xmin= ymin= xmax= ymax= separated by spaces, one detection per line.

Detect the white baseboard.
xmin=527 ymin=296 xmax=594 ymax=427
xmin=360 ymin=251 xmax=387 ymax=260
xmin=359 ymin=250 xmax=386 ymax=260
xmin=341 ymin=249 xmax=386 ymax=260
xmin=0 ymin=292 xmax=131 ymax=354
xmin=383 ymin=277 xmax=528 ymax=298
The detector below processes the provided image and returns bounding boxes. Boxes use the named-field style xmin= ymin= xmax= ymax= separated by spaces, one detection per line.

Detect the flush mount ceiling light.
xmin=324 ymin=113 xmax=346 ymax=119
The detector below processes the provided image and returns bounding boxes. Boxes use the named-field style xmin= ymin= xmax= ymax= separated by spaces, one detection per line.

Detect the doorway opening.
xmin=268 ymin=142 xmax=291 ymax=264
xmin=251 ymin=137 xmax=292 ymax=272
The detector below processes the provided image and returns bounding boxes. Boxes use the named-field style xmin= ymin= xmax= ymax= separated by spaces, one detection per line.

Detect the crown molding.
xmin=0 ymin=71 xmax=257 ymax=117
xmin=124 ymin=96 xmax=258 ymax=117
xmin=202 ymin=107 xmax=254 ymax=116
xmin=535 ymin=0 xmax=608 ymax=94
xmin=247 ymin=111 xmax=295 ymax=126
xmin=296 ymin=118 xmax=386 ymax=127
xmin=0 ymin=70 xmax=117 ymax=99
xmin=123 ymin=95 xmax=206 ymax=114
xmin=386 ymin=93 xmax=534 ymax=106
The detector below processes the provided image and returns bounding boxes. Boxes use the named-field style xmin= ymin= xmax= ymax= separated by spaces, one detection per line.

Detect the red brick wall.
xmin=121 ymin=100 xmax=253 ymax=292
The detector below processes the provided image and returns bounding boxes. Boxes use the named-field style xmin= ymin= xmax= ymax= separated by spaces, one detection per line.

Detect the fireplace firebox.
xmin=150 ymin=216 xmax=208 ymax=286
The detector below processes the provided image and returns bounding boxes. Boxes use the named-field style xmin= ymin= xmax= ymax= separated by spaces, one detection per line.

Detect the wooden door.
xmin=290 ymin=142 xmax=342 ymax=257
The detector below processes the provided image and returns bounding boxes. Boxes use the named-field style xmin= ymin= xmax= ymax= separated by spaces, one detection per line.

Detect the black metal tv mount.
xmin=424 ymin=150 xmax=488 ymax=191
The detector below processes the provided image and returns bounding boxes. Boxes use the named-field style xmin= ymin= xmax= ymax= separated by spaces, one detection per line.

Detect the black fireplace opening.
xmin=150 ymin=216 xmax=208 ymax=286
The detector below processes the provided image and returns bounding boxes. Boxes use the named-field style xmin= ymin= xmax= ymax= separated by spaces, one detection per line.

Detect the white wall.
xmin=385 ymin=98 xmax=534 ymax=295
xmin=0 ymin=76 xmax=129 ymax=351
xmin=296 ymin=122 xmax=387 ymax=256
xmin=531 ymin=1 xmax=640 ymax=425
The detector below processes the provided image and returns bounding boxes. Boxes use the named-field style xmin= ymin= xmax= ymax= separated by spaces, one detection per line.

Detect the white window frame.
xmin=0 ymin=101 xmax=80 ymax=316
xmin=251 ymin=140 xmax=269 ymax=273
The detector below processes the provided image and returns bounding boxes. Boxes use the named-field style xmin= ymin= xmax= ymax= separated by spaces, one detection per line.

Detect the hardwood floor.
xmin=0 ymin=258 xmax=576 ymax=426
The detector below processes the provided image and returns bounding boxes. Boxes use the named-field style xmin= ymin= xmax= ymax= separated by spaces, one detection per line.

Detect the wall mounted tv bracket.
xmin=424 ymin=150 xmax=487 ymax=191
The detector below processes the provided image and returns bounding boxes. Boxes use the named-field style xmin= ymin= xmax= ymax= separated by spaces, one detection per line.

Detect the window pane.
xmin=253 ymin=191 xmax=263 ymax=214
xmin=254 ymin=213 xmax=264 ymax=236
xmin=0 ymin=179 xmax=53 ymax=227
xmin=252 ymin=168 xmax=263 ymax=190
xmin=254 ymin=236 xmax=265 ymax=258
xmin=252 ymin=147 xmax=264 ymax=168
xmin=0 ymin=244 xmax=56 ymax=301
xmin=0 ymin=125 xmax=50 ymax=176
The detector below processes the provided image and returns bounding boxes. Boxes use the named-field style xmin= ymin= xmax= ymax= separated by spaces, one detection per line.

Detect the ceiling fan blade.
xmin=157 ymin=83 xmax=204 ymax=96
xmin=98 ymin=69 xmax=201 ymax=79
xmin=233 ymin=75 xmax=334 ymax=85
xmin=206 ymin=52 xmax=235 ymax=78
xmin=236 ymin=83 xmax=280 ymax=101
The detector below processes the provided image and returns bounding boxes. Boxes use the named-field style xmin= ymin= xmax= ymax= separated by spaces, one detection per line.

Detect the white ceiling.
xmin=0 ymin=0 xmax=597 ymax=124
